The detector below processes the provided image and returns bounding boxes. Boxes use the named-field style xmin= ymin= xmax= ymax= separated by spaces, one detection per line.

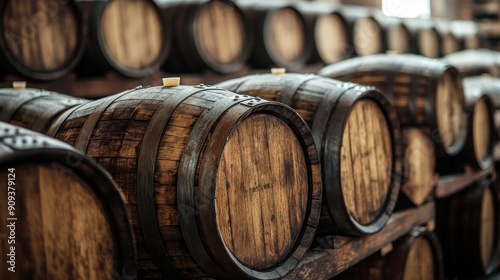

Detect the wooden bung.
xmin=0 ymin=0 xmax=86 ymax=80
xmin=336 ymin=231 xmax=444 ymax=280
xmin=436 ymin=180 xmax=499 ymax=277
xmin=77 ymin=0 xmax=169 ymax=78
xmin=0 ymin=85 xmax=322 ymax=279
xmin=238 ymin=1 xmax=309 ymax=70
xmin=400 ymin=128 xmax=437 ymax=207
xmin=443 ymin=49 xmax=500 ymax=78
xmin=217 ymin=73 xmax=402 ymax=236
xmin=296 ymin=2 xmax=350 ymax=64
xmin=160 ymin=0 xmax=249 ymax=74
xmin=0 ymin=88 xmax=88 ymax=133
xmin=0 ymin=122 xmax=136 ymax=279
xmin=320 ymin=54 xmax=467 ymax=157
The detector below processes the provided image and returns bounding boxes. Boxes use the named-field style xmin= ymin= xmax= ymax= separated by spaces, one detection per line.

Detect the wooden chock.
xmin=163 ymin=77 xmax=180 ymax=87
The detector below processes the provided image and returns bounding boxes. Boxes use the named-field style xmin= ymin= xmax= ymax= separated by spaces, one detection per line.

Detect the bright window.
xmin=382 ymin=0 xmax=431 ymax=18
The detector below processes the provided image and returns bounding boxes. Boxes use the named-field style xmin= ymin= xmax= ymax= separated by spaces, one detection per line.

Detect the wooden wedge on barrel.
xmin=217 ymin=73 xmax=402 ymax=236
xmin=0 ymin=122 xmax=136 ymax=279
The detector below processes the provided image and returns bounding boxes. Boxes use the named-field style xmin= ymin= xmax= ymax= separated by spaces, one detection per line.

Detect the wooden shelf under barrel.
xmin=435 ymin=165 xmax=495 ymax=198
xmin=283 ymin=202 xmax=435 ymax=279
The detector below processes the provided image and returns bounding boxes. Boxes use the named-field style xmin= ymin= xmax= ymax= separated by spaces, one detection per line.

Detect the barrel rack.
xmin=285 ymin=166 xmax=495 ymax=279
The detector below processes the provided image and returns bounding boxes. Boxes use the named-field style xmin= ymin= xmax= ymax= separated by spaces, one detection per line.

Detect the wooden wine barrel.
xmin=0 ymin=122 xmax=136 ymax=279
xmin=450 ymin=20 xmax=479 ymax=50
xmin=0 ymin=88 xmax=87 ymax=133
xmin=161 ymin=0 xmax=249 ymax=74
xmin=32 ymin=85 xmax=321 ymax=279
xmin=400 ymin=128 xmax=437 ymax=207
xmin=461 ymin=81 xmax=495 ymax=170
xmin=436 ymin=180 xmax=499 ymax=277
xmin=296 ymin=2 xmax=350 ymax=64
xmin=435 ymin=19 xmax=462 ymax=56
xmin=443 ymin=49 xmax=500 ymax=77
xmin=217 ymin=73 xmax=402 ymax=236
xmin=320 ymin=54 xmax=467 ymax=157
xmin=0 ymin=0 xmax=86 ymax=80
xmin=337 ymin=231 xmax=444 ymax=280
xmin=339 ymin=5 xmax=384 ymax=56
xmin=380 ymin=14 xmax=411 ymax=55
xmin=239 ymin=1 xmax=310 ymax=70
xmin=404 ymin=18 xmax=441 ymax=58
xmin=77 ymin=0 xmax=169 ymax=78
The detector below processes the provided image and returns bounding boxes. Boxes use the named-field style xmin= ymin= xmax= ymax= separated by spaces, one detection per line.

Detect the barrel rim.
xmin=468 ymin=94 xmax=495 ymax=170
xmin=94 ymin=0 xmax=170 ymax=78
xmin=0 ymin=0 xmax=87 ymax=81
xmin=185 ymin=100 xmax=321 ymax=279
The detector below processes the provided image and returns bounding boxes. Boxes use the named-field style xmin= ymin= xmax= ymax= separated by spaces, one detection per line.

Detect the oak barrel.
xmin=0 ymin=0 xmax=86 ymax=80
xmin=450 ymin=20 xmax=479 ymax=50
xmin=320 ymin=54 xmax=467 ymax=157
xmin=443 ymin=49 xmax=500 ymax=77
xmin=462 ymin=81 xmax=495 ymax=169
xmin=296 ymin=2 xmax=350 ymax=64
xmin=0 ymin=88 xmax=87 ymax=133
xmin=403 ymin=18 xmax=441 ymax=58
xmin=337 ymin=231 xmax=444 ymax=280
xmin=339 ymin=5 xmax=384 ymax=56
xmin=400 ymin=128 xmax=437 ymax=207
xmin=217 ymin=73 xmax=402 ymax=236
xmin=77 ymin=0 xmax=169 ymax=77
xmin=436 ymin=180 xmax=499 ymax=277
xmin=435 ymin=19 xmax=462 ymax=56
xmin=0 ymin=122 xmax=136 ymax=279
xmin=161 ymin=0 xmax=248 ymax=74
xmin=30 ymin=85 xmax=322 ymax=279
xmin=239 ymin=1 xmax=310 ymax=70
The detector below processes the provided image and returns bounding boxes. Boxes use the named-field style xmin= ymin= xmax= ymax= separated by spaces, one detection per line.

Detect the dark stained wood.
xmin=161 ymin=0 xmax=248 ymax=74
xmin=77 ymin=0 xmax=168 ymax=78
xmin=217 ymin=73 xmax=402 ymax=236
xmin=0 ymin=88 xmax=87 ymax=132
xmin=436 ymin=180 xmax=499 ymax=277
xmin=335 ymin=231 xmax=444 ymax=280
xmin=443 ymin=49 xmax=500 ymax=78
xmin=400 ymin=128 xmax=437 ymax=207
xmin=0 ymin=122 xmax=136 ymax=279
xmin=238 ymin=1 xmax=310 ymax=70
xmin=320 ymin=54 xmax=467 ymax=157
xmin=2 ymin=85 xmax=322 ymax=279
xmin=0 ymin=0 xmax=86 ymax=80
xmin=283 ymin=202 xmax=435 ymax=279
xmin=435 ymin=165 xmax=494 ymax=198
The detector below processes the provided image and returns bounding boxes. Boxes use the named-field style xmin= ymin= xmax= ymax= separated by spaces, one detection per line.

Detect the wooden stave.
xmin=0 ymin=0 xmax=87 ymax=81
xmin=161 ymin=0 xmax=250 ymax=74
xmin=33 ymin=85 xmax=323 ymax=279
xmin=319 ymin=54 xmax=467 ymax=157
xmin=77 ymin=0 xmax=169 ymax=78
xmin=239 ymin=2 xmax=310 ymax=70
xmin=436 ymin=180 xmax=500 ymax=277
xmin=0 ymin=88 xmax=87 ymax=133
xmin=217 ymin=73 xmax=403 ymax=236
xmin=0 ymin=122 xmax=136 ymax=279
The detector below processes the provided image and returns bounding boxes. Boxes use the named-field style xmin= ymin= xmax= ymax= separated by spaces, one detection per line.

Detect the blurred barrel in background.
xmin=435 ymin=19 xmax=462 ymax=56
xmin=404 ymin=18 xmax=441 ymax=58
xmin=0 ymin=0 xmax=86 ymax=80
xmin=443 ymin=49 xmax=500 ymax=77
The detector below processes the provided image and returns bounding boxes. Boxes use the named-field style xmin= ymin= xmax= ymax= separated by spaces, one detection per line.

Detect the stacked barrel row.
xmin=321 ymin=52 xmax=500 ymax=279
xmin=0 ymin=0 xmax=480 ymax=81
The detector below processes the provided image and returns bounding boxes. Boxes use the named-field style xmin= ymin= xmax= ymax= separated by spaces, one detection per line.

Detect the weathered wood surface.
xmin=0 ymin=0 xmax=85 ymax=80
xmin=320 ymin=54 xmax=467 ymax=157
xmin=435 ymin=166 xmax=494 ymax=198
xmin=0 ymin=85 xmax=322 ymax=279
xmin=217 ymin=73 xmax=402 ymax=236
xmin=283 ymin=202 xmax=435 ymax=279
xmin=0 ymin=122 xmax=136 ymax=279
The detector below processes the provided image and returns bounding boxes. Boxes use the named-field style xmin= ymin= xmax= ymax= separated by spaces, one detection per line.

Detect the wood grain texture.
xmin=35 ymin=85 xmax=321 ymax=279
xmin=161 ymin=0 xmax=248 ymax=74
xmin=283 ymin=202 xmax=435 ymax=279
xmin=436 ymin=181 xmax=499 ymax=277
xmin=0 ymin=88 xmax=87 ymax=133
xmin=320 ymin=54 xmax=467 ymax=157
xmin=217 ymin=73 xmax=402 ymax=236
xmin=0 ymin=122 xmax=136 ymax=279
xmin=401 ymin=128 xmax=437 ymax=206
xmin=100 ymin=0 xmax=163 ymax=71
xmin=0 ymin=0 xmax=84 ymax=80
